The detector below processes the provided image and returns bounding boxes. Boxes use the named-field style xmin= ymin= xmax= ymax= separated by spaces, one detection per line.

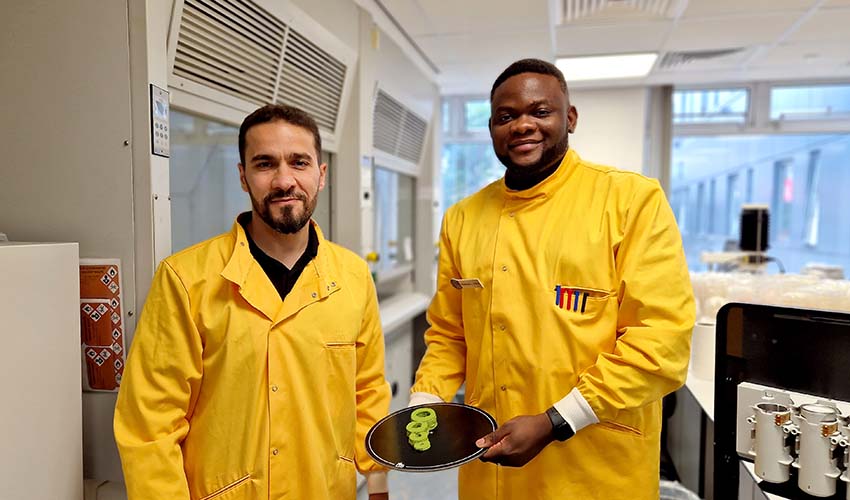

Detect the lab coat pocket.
xmin=199 ymin=473 xmax=251 ymax=500
xmin=552 ymin=285 xmax=614 ymax=320
xmin=324 ymin=341 xmax=357 ymax=459
xmin=328 ymin=456 xmax=357 ymax=500
xmin=597 ymin=420 xmax=643 ymax=437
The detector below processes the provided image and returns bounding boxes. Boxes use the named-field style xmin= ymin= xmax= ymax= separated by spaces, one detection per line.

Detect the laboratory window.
xmin=373 ymin=166 xmax=415 ymax=277
xmin=671 ymin=134 xmax=850 ymax=273
xmin=673 ymin=88 xmax=748 ymax=124
xmin=169 ymin=109 xmax=333 ymax=253
xmin=463 ymin=99 xmax=490 ymax=132
xmin=440 ymin=142 xmax=503 ymax=210
xmin=770 ymin=84 xmax=850 ymax=121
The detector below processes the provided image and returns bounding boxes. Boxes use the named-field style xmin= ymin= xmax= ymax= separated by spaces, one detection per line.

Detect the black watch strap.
xmin=545 ymin=406 xmax=575 ymax=442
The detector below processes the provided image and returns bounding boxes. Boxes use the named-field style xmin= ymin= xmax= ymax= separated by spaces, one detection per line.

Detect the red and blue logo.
xmin=554 ymin=285 xmax=588 ymax=313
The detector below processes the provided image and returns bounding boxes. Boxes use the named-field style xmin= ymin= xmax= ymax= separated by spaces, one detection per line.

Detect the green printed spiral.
xmin=408 ymin=431 xmax=429 ymax=444
xmin=406 ymin=407 xmax=438 ymax=452
xmin=405 ymin=421 xmax=428 ymax=434
xmin=411 ymin=408 xmax=438 ymax=430
xmin=413 ymin=439 xmax=431 ymax=451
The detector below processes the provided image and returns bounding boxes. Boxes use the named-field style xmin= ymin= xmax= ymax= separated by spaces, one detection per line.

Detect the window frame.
xmin=442 ymin=95 xmax=493 ymax=143
xmin=668 ymin=81 xmax=850 ymax=271
xmin=770 ymin=83 xmax=850 ymax=122
xmin=672 ymin=87 xmax=751 ymax=126
xmin=672 ymin=80 xmax=850 ymax=138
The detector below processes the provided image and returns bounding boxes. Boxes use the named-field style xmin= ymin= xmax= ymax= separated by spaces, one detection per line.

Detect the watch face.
xmin=546 ymin=407 xmax=573 ymax=441
xmin=557 ymin=423 xmax=575 ymax=441
xmin=546 ymin=407 xmax=574 ymax=441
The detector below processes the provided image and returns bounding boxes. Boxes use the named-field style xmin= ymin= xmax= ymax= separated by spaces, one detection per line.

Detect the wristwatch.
xmin=545 ymin=406 xmax=575 ymax=441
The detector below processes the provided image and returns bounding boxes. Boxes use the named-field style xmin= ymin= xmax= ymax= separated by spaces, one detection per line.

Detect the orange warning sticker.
xmin=80 ymin=259 xmax=125 ymax=392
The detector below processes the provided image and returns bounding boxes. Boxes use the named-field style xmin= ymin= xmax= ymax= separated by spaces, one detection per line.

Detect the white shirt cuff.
xmin=365 ymin=471 xmax=388 ymax=494
xmin=408 ymin=391 xmax=443 ymax=407
xmin=552 ymin=387 xmax=599 ymax=433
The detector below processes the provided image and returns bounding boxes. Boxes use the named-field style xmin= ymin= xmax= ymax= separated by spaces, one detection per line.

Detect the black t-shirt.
xmin=238 ymin=213 xmax=319 ymax=300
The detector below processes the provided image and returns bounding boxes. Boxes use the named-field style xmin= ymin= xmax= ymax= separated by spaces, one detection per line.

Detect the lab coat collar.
xmin=221 ymin=214 xmax=340 ymax=322
xmin=502 ymin=148 xmax=580 ymax=200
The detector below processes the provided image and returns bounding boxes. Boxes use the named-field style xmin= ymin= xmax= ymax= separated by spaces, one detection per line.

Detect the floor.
xmin=357 ymin=468 xmax=459 ymax=500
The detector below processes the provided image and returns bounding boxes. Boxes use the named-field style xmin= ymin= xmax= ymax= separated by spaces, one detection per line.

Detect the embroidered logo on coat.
xmin=553 ymin=285 xmax=589 ymax=313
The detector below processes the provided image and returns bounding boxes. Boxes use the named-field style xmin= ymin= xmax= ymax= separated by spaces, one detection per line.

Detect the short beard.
xmin=496 ymin=131 xmax=569 ymax=184
xmin=251 ymin=186 xmax=317 ymax=234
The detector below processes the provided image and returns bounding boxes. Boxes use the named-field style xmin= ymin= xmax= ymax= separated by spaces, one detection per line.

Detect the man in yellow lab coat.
xmin=410 ymin=59 xmax=695 ymax=499
xmin=114 ymin=104 xmax=391 ymax=500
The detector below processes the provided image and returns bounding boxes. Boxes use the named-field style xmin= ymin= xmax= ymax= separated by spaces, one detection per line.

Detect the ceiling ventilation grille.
xmin=561 ymin=0 xmax=686 ymax=23
xmin=173 ymin=0 xmax=349 ymax=133
xmin=373 ymin=90 xmax=428 ymax=165
xmin=659 ymin=48 xmax=744 ymax=69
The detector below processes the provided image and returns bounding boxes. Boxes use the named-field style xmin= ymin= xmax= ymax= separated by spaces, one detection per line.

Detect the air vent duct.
xmin=659 ymin=48 xmax=744 ymax=69
xmin=170 ymin=0 xmax=355 ymax=140
xmin=560 ymin=0 xmax=688 ymax=23
xmin=276 ymin=28 xmax=348 ymax=132
xmin=373 ymin=90 xmax=428 ymax=165
xmin=174 ymin=0 xmax=286 ymax=105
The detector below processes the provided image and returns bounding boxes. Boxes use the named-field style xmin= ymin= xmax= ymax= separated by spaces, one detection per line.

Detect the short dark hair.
xmin=238 ymin=104 xmax=322 ymax=165
xmin=490 ymin=58 xmax=568 ymax=100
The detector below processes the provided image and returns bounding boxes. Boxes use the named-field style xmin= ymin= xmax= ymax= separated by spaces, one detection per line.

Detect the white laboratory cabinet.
xmin=0 ymin=242 xmax=83 ymax=500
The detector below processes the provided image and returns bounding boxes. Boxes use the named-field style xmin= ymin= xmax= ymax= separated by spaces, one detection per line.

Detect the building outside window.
xmin=671 ymin=83 xmax=850 ymax=273
xmin=726 ymin=173 xmax=742 ymax=239
xmin=696 ymin=182 xmax=706 ymax=234
xmin=803 ymin=150 xmax=821 ymax=247
xmin=772 ymin=159 xmax=794 ymax=241
xmin=708 ymin=178 xmax=717 ymax=234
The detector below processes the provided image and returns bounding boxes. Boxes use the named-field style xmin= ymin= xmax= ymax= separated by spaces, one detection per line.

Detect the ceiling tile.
xmin=756 ymin=41 xmax=850 ymax=68
xmin=554 ymin=21 xmax=672 ymax=56
xmin=380 ymin=0 xmax=850 ymax=91
xmin=786 ymin=7 xmax=850 ymax=42
xmin=681 ymin=0 xmax=815 ymax=18
xmin=664 ymin=13 xmax=800 ymax=51
xmin=417 ymin=31 xmax=552 ymax=65
xmin=411 ymin=0 xmax=549 ymax=35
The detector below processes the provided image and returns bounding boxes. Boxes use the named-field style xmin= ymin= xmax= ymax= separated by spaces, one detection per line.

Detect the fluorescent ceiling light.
xmin=555 ymin=53 xmax=658 ymax=81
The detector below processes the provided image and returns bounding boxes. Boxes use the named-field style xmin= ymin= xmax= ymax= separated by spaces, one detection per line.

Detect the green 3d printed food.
xmin=406 ymin=407 xmax=437 ymax=451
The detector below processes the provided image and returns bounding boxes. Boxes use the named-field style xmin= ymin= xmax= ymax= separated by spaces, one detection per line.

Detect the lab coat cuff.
xmin=366 ymin=471 xmax=388 ymax=494
xmin=408 ymin=392 xmax=443 ymax=407
xmin=553 ymin=387 xmax=599 ymax=433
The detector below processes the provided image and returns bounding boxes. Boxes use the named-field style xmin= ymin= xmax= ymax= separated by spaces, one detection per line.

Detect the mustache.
xmin=264 ymin=188 xmax=307 ymax=204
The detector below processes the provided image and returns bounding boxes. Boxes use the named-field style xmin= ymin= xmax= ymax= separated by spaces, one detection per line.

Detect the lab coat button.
xmin=272 ymin=448 xmax=279 ymax=456
xmin=271 ymin=385 xmax=278 ymax=392
xmin=500 ymin=385 xmax=507 ymax=391
xmin=509 ymin=212 xmax=515 ymax=217
xmin=499 ymin=324 xmax=506 ymax=331
xmin=311 ymin=292 xmax=318 ymax=298
xmin=501 ymin=265 xmax=507 ymax=272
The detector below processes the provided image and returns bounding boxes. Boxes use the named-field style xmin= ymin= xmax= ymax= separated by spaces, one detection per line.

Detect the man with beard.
xmin=115 ymin=104 xmax=391 ymax=500
xmin=409 ymin=59 xmax=694 ymax=499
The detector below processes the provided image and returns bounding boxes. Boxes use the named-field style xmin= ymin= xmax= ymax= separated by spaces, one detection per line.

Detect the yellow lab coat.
xmin=114 ymin=219 xmax=390 ymax=499
xmin=412 ymin=149 xmax=694 ymax=499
